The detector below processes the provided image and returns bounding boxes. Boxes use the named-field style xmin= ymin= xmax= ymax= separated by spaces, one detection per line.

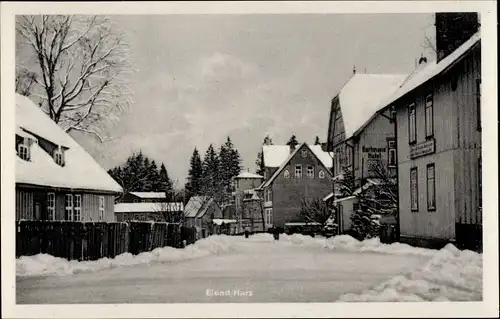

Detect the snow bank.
xmin=338 ymin=244 xmax=482 ymax=302
xmin=16 ymin=235 xmax=235 ymax=278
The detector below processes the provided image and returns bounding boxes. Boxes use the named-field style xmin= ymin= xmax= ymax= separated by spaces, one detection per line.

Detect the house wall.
xmin=395 ymin=44 xmax=481 ymax=242
xmin=15 ymin=185 xmax=116 ymax=222
xmin=354 ymin=114 xmax=396 ymax=182
xmin=270 ymin=144 xmax=333 ymax=227
xmin=234 ymin=177 xmax=263 ymax=220
xmin=336 ymin=196 xmax=357 ymax=233
xmin=327 ymin=97 xmax=346 ymax=150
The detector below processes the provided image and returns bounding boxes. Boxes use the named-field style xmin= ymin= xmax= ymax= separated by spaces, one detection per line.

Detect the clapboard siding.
xmin=395 ymin=42 xmax=481 ymax=241
xmin=83 ymin=193 xmax=115 ymax=222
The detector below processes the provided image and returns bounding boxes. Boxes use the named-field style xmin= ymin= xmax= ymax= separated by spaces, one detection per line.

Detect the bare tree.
xmin=299 ymin=197 xmax=334 ymax=228
xmin=16 ymin=15 xmax=133 ymax=142
xmin=154 ymin=180 xmax=186 ymax=224
xmin=15 ymin=67 xmax=38 ymax=97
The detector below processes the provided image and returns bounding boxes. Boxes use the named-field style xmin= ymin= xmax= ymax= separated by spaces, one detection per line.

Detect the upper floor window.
xmin=425 ymin=94 xmax=434 ymax=138
xmin=295 ymin=165 xmax=302 ymax=178
xmin=477 ymin=78 xmax=481 ymax=131
xmin=408 ymin=103 xmax=417 ymax=144
xmin=387 ymin=139 xmax=397 ymax=167
xmin=18 ymin=143 xmax=30 ymax=161
xmin=301 ymin=149 xmax=307 ymax=158
xmin=307 ymin=165 xmax=314 ymax=178
xmin=284 ymin=170 xmax=290 ymax=178
xmin=54 ymin=149 xmax=64 ymax=166
xmin=410 ymin=167 xmax=419 ymax=211
xmin=319 ymin=170 xmax=325 ymax=179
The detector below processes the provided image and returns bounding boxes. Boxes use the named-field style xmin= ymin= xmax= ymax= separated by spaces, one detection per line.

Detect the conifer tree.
xmin=286 ymin=134 xmax=299 ymax=149
xmin=159 ymin=163 xmax=173 ymax=193
xmin=202 ymin=144 xmax=222 ymax=203
xmin=186 ymin=148 xmax=203 ymax=196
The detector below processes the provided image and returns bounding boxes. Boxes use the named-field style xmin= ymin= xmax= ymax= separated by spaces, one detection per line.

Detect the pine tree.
xmin=159 ymin=163 xmax=173 ymax=193
xmin=186 ymin=148 xmax=203 ymax=196
xmin=202 ymin=144 xmax=222 ymax=203
xmin=286 ymin=134 xmax=299 ymax=149
xmin=219 ymin=137 xmax=242 ymax=204
xmin=149 ymin=160 xmax=161 ymax=191
xmin=255 ymin=134 xmax=273 ymax=175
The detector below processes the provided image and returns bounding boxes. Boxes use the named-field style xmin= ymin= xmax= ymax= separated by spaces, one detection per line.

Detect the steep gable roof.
xmin=183 ymin=195 xmax=219 ymax=218
xmin=335 ymin=73 xmax=406 ymax=141
xmin=262 ymin=144 xmax=332 ymax=169
xmin=15 ymin=94 xmax=123 ymax=193
xmin=262 ymin=143 xmax=333 ymax=189
xmin=115 ymin=202 xmax=184 ymax=213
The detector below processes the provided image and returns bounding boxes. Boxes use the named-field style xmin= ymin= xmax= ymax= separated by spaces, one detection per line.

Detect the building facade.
xmin=232 ymin=171 xmax=264 ymax=232
xmin=183 ymin=196 xmax=223 ymax=238
xmin=15 ymin=94 xmax=122 ymax=222
xmin=259 ymin=143 xmax=333 ymax=228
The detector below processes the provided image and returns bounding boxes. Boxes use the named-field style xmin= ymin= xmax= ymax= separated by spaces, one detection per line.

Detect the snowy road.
xmin=16 ymin=237 xmax=430 ymax=303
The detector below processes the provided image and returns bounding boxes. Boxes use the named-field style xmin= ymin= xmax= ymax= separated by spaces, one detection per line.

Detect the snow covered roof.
xmin=15 ymin=94 xmax=123 ymax=193
xmin=183 ymin=195 xmax=214 ymax=218
xmin=336 ymin=74 xmax=406 ymax=140
xmin=114 ymin=202 xmax=184 ymax=213
xmin=378 ymin=31 xmax=481 ymax=113
xmin=333 ymin=196 xmax=357 ymax=203
xmin=262 ymin=143 xmax=333 ymax=189
xmin=235 ymin=171 xmax=263 ymax=179
xmin=323 ymin=192 xmax=343 ymax=202
xmin=212 ymin=218 xmax=237 ymax=225
xmin=353 ymin=178 xmax=383 ymax=195
xmin=262 ymin=145 xmax=333 ymax=169
xmin=262 ymin=145 xmax=290 ymax=167
xmin=129 ymin=192 xmax=166 ymax=199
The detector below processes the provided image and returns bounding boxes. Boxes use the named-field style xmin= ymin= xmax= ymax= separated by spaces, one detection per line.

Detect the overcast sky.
xmin=70 ymin=14 xmax=436 ymax=186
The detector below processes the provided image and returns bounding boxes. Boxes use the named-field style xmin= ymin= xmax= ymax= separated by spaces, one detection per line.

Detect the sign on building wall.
xmin=409 ymin=139 xmax=436 ymax=159
xmin=363 ymin=146 xmax=386 ymax=172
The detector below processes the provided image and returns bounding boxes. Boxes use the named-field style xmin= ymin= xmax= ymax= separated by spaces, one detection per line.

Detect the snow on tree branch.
xmin=16 ymin=15 xmax=135 ymax=142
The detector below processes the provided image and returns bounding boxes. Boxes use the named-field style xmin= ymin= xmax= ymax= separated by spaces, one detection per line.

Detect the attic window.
xmin=284 ymin=170 xmax=290 ymax=178
xmin=17 ymin=143 xmax=30 ymax=161
xmin=319 ymin=170 xmax=325 ymax=179
xmin=54 ymin=149 xmax=65 ymax=166
xmin=301 ymin=149 xmax=307 ymax=158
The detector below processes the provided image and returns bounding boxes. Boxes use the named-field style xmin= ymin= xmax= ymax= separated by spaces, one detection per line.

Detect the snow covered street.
xmin=16 ymin=234 xmax=482 ymax=303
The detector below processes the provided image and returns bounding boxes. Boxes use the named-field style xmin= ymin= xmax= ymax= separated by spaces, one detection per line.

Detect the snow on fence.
xmin=16 ymin=220 xmax=197 ymax=261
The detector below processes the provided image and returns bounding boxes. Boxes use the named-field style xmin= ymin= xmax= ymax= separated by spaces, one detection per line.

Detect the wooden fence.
xmin=16 ymin=221 xmax=198 ymax=261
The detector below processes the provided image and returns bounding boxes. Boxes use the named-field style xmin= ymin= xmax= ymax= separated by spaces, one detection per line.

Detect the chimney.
xmin=435 ymin=12 xmax=479 ymax=63
xmin=352 ymin=65 xmax=356 ymax=74
xmin=418 ymin=54 xmax=428 ymax=65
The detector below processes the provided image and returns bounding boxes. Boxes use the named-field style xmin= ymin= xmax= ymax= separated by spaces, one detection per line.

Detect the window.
xmin=265 ymin=208 xmax=273 ymax=226
xmin=17 ymin=143 xmax=29 ymax=161
xmin=307 ymin=166 xmax=314 ymax=178
xmin=236 ymin=196 xmax=240 ymax=209
xmin=345 ymin=147 xmax=351 ymax=167
xmin=99 ymin=196 xmax=105 ymax=220
xmin=477 ymin=79 xmax=481 ymax=131
xmin=388 ymin=139 xmax=397 ymax=167
xmin=425 ymin=94 xmax=434 ymax=138
xmin=65 ymin=194 xmax=73 ymax=220
xmin=47 ymin=193 xmax=55 ymax=220
xmin=478 ymin=157 xmax=482 ymax=208
xmin=410 ymin=167 xmax=419 ymax=211
xmin=54 ymin=150 xmax=64 ymax=166
xmin=284 ymin=170 xmax=290 ymax=178
xmin=354 ymin=144 xmax=359 ymax=169
xmin=74 ymin=195 xmax=82 ymax=221
xmin=353 ymin=203 xmax=360 ymax=212
xmin=301 ymin=149 xmax=307 ymax=158
xmin=426 ymin=164 xmax=436 ymax=211
xmin=295 ymin=165 xmax=302 ymax=178
xmin=265 ymin=188 xmax=272 ymax=202
xmin=408 ymin=103 xmax=417 ymax=144
xmin=319 ymin=170 xmax=325 ymax=179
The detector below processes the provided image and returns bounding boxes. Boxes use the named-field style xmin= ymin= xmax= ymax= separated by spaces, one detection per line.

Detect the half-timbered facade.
xmin=15 ymin=94 xmax=122 ymax=221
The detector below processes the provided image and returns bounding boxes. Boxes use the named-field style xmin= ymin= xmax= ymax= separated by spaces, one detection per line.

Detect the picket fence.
xmin=16 ymin=220 xmax=197 ymax=261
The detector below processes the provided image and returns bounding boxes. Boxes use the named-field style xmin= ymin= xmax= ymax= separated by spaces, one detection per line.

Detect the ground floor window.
xmin=426 ymin=164 xmax=436 ymax=211
xmin=265 ymin=208 xmax=273 ymax=226
xmin=410 ymin=167 xmax=419 ymax=211
xmin=65 ymin=194 xmax=74 ymax=220
xmin=47 ymin=192 xmax=55 ymax=220
xmin=99 ymin=196 xmax=105 ymax=220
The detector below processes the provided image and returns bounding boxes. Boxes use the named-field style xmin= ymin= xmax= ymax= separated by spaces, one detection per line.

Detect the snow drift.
xmin=16 ymin=235 xmax=235 ymax=278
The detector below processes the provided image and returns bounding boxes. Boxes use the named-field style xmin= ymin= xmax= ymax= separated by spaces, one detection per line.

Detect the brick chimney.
xmin=435 ymin=12 xmax=479 ymax=63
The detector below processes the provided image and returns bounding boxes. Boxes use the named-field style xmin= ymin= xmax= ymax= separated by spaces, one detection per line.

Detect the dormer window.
xmin=17 ymin=143 xmax=30 ymax=161
xmin=54 ymin=149 xmax=65 ymax=166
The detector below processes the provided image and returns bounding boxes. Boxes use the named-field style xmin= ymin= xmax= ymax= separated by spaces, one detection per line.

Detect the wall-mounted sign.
xmin=362 ymin=146 xmax=386 ymax=153
xmin=410 ymin=139 xmax=436 ymax=159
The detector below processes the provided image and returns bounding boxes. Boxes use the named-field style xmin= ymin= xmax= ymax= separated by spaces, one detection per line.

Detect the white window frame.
xmin=284 ymin=170 xmax=290 ymax=178
xmin=408 ymin=103 xmax=417 ymax=144
xmin=265 ymin=208 xmax=273 ymax=226
xmin=388 ymin=149 xmax=397 ymax=167
xmin=295 ymin=164 xmax=302 ymax=178
xmin=319 ymin=170 xmax=325 ymax=179
xmin=301 ymin=149 xmax=307 ymax=158
xmin=54 ymin=150 xmax=64 ymax=166
xmin=74 ymin=194 xmax=82 ymax=221
xmin=410 ymin=167 xmax=418 ymax=211
xmin=99 ymin=196 xmax=105 ymax=221
xmin=18 ymin=143 xmax=29 ymax=161
xmin=307 ymin=165 xmax=314 ymax=178
xmin=425 ymin=94 xmax=434 ymax=138
xmin=65 ymin=194 xmax=73 ymax=221
xmin=47 ymin=192 xmax=56 ymax=220
xmin=426 ymin=164 xmax=436 ymax=211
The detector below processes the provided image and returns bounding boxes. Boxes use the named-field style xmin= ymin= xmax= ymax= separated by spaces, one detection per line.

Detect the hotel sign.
xmin=410 ymin=139 xmax=436 ymax=159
